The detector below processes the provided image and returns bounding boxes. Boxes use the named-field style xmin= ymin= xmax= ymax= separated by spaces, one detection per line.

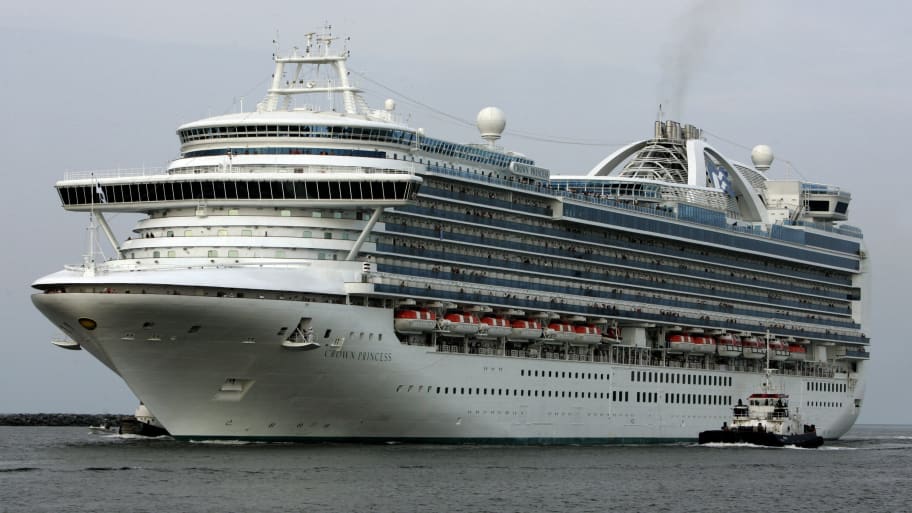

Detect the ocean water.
xmin=0 ymin=425 xmax=909 ymax=513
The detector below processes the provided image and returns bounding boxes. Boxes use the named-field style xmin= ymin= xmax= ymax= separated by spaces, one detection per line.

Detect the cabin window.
xmin=208 ymin=250 xmax=218 ymax=257
xmin=228 ymin=250 xmax=239 ymax=258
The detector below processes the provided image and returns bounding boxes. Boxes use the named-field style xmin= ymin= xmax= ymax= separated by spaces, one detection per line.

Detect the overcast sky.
xmin=1 ymin=0 xmax=909 ymax=424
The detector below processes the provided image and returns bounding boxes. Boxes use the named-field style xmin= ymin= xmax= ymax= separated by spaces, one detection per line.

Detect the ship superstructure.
xmin=32 ymin=30 xmax=869 ymax=442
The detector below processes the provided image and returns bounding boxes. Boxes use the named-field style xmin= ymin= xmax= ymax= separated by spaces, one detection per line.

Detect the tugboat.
xmin=698 ymin=390 xmax=823 ymax=448
xmin=699 ymin=369 xmax=823 ymax=448
xmin=119 ymin=403 xmax=171 ymax=437
xmin=699 ymin=332 xmax=823 ymax=448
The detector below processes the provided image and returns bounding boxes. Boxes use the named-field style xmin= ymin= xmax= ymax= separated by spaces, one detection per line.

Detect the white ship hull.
xmin=33 ymin=292 xmax=863 ymax=442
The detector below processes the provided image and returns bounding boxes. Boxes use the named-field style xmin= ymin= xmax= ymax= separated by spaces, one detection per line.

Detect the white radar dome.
xmin=477 ymin=106 xmax=506 ymax=145
xmin=384 ymin=98 xmax=396 ymax=111
xmin=751 ymin=144 xmax=774 ymax=172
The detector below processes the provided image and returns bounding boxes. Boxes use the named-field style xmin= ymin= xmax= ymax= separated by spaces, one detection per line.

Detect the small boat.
xmin=119 ymin=403 xmax=171 ymax=437
xmin=88 ymin=424 xmax=117 ymax=435
xmin=666 ymin=334 xmax=693 ymax=353
xmin=699 ymin=372 xmax=823 ymax=448
xmin=394 ymin=309 xmax=437 ymax=334
xmin=439 ymin=313 xmax=481 ymax=335
xmin=573 ymin=325 xmax=603 ymax=344
xmin=479 ymin=317 xmax=513 ymax=338
xmin=509 ymin=319 xmax=542 ymax=340
xmin=716 ymin=334 xmax=742 ymax=358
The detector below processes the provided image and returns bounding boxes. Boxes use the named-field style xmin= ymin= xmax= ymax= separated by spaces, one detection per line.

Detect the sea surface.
xmin=0 ymin=424 xmax=909 ymax=513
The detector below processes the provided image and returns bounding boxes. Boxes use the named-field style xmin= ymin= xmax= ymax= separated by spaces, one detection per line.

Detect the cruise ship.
xmin=32 ymin=31 xmax=870 ymax=443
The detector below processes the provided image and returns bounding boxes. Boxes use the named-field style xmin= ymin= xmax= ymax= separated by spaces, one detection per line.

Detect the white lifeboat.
xmin=545 ymin=323 xmax=576 ymax=343
xmin=509 ymin=319 xmax=543 ymax=340
xmin=573 ymin=325 xmax=603 ymax=344
xmin=741 ymin=336 xmax=765 ymax=359
xmin=692 ymin=335 xmax=717 ymax=354
xmin=479 ymin=317 xmax=512 ymax=338
xmin=394 ymin=309 xmax=437 ymax=334
xmin=666 ymin=334 xmax=693 ymax=353
xmin=787 ymin=344 xmax=807 ymax=361
xmin=440 ymin=313 xmax=481 ymax=335
xmin=716 ymin=334 xmax=743 ymax=358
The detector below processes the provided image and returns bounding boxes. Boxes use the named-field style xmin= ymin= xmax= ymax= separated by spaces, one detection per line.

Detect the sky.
xmin=1 ymin=0 xmax=909 ymax=423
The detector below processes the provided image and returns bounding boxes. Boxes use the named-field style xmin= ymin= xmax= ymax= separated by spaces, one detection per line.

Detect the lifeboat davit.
xmin=440 ymin=313 xmax=481 ymax=335
xmin=741 ymin=336 xmax=766 ymax=360
xmin=509 ymin=319 xmax=543 ymax=340
xmin=666 ymin=334 xmax=693 ymax=353
xmin=692 ymin=336 xmax=717 ymax=354
xmin=602 ymin=327 xmax=623 ymax=344
xmin=788 ymin=344 xmax=807 ymax=361
xmin=479 ymin=317 xmax=513 ymax=338
xmin=716 ymin=334 xmax=743 ymax=358
xmin=545 ymin=323 xmax=577 ymax=343
xmin=573 ymin=325 xmax=603 ymax=344
xmin=394 ymin=309 xmax=437 ymax=334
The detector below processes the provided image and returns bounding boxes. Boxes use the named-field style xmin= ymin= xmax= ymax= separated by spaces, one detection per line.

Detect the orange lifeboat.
xmin=394 ymin=309 xmax=437 ymax=334
xmin=769 ymin=339 xmax=790 ymax=361
xmin=716 ymin=334 xmax=743 ymax=358
xmin=741 ymin=336 xmax=765 ymax=360
xmin=692 ymin=336 xmax=717 ymax=354
xmin=667 ymin=334 xmax=693 ymax=353
xmin=479 ymin=317 xmax=512 ymax=338
xmin=787 ymin=344 xmax=807 ymax=361
xmin=509 ymin=319 xmax=542 ymax=340
xmin=573 ymin=325 xmax=603 ymax=344
xmin=440 ymin=313 xmax=481 ymax=335
xmin=545 ymin=323 xmax=577 ymax=342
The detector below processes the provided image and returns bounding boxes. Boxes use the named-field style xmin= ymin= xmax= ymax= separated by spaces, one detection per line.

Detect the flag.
xmin=708 ymin=161 xmax=735 ymax=197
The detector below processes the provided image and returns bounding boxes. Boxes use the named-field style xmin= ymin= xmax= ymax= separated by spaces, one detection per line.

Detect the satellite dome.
xmin=477 ymin=107 xmax=506 ymax=145
xmin=751 ymin=145 xmax=774 ymax=172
